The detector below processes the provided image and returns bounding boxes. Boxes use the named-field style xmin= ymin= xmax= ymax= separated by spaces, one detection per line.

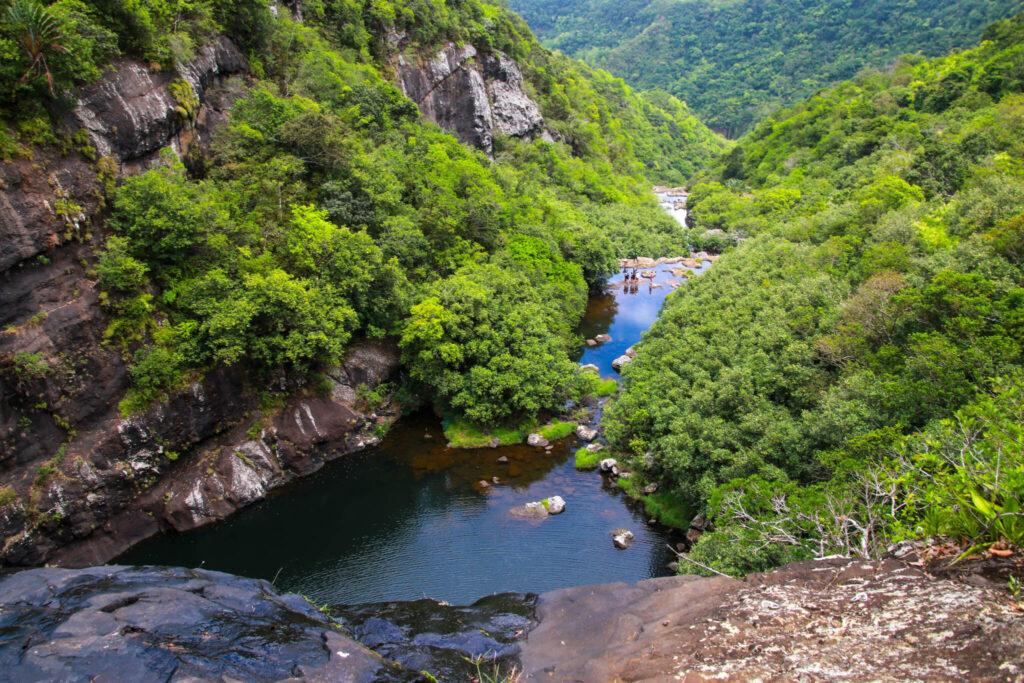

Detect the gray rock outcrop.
xmin=0 ymin=565 xmax=410 ymax=681
xmin=71 ymin=36 xmax=246 ymax=166
xmin=394 ymin=44 xmax=545 ymax=155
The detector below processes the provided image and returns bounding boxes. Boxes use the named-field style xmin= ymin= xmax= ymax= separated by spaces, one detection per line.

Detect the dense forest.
xmin=509 ymin=0 xmax=1024 ymax=136
xmin=0 ymin=0 xmax=722 ymax=429
xmin=605 ymin=12 xmax=1024 ymax=575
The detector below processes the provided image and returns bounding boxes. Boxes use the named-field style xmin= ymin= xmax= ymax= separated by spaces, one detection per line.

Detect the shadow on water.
xmin=117 ymin=258 xmax=707 ymax=608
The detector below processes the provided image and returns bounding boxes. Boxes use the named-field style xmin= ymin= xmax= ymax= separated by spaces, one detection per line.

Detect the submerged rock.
xmin=509 ymin=495 xmax=566 ymax=518
xmin=508 ymin=501 xmax=549 ymax=519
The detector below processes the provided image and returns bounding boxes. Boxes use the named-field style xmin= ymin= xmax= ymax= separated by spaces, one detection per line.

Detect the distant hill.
xmin=509 ymin=0 xmax=1024 ymax=136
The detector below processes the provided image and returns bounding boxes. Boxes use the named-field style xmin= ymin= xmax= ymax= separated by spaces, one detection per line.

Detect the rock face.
xmin=0 ymin=41 xmax=409 ymax=569
xmin=71 ymin=36 xmax=246 ymax=168
xmin=520 ymin=558 xmax=1024 ymax=681
xmin=395 ymin=43 xmax=545 ymax=155
xmin=0 ymin=565 xmax=411 ymax=681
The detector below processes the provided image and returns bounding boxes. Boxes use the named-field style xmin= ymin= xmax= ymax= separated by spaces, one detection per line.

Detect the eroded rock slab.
xmin=520 ymin=558 xmax=1024 ymax=681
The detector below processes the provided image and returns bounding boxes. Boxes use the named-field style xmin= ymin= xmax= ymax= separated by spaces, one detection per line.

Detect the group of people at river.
xmin=621 ymin=268 xmax=649 ymax=294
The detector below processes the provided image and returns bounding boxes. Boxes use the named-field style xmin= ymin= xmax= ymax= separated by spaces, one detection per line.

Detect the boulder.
xmin=686 ymin=528 xmax=703 ymax=544
xmin=585 ymin=443 xmax=604 ymax=453
xmin=624 ymin=347 xmax=637 ymax=358
xmin=585 ymin=339 xmax=597 ymax=347
xmin=612 ymin=530 xmax=634 ymax=549
xmin=690 ymin=513 xmax=712 ymax=532
xmin=643 ymin=483 xmax=659 ymax=494
xmin=611 ymin=355 xmax=632 ymax=371
xmin=544 ymin=496 xmax=566 ymax=515
xmin=576 ymin=425 xmax=598 ymax=442
xmin=527 ymin=433 xmax=549 ymax=448
xmin=595 ymin=334 xmax=612 ymax=343
xmin=599 ymin=458 xmax=617 ymax=472
xmin=579 ymin=363 xmax=600 ymax=374
xmin=497 ymin=455 xmax=509 ymax=463
xmin=640 ymin=270 xmax=656 ymax=279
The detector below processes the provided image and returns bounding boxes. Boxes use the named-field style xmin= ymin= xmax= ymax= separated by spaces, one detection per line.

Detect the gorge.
xmin=2 ymin=0 xmax=1024 ymax=680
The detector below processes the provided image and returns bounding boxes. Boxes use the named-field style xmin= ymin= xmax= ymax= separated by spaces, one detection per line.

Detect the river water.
xmin=118 ymin=194 xmax=701 ymax=607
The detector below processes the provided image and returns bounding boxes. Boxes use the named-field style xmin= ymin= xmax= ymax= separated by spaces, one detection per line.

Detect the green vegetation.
xmin=510 ymin=0 xmax=1024 ymax=136
xmin=574 ymin=446 xmax=602 ymax=470
xmin=605 ymin=13 xmax=1024 ymax=575
xmin=0 ymin=0 xmax=722 ymax=425
xmin=592 ymin=378 xmax=618 ymax=397
xmin=538 ymin=420 xmax=575 ymax=441
xmin=443 ymin=416 xmax=527 ymax=449
xmin=0 ymin=485 xmax=17 ymax=507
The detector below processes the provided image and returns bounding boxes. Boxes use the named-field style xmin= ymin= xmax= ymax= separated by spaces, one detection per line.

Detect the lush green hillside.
xmin=605 ymin=13 xmax=1024 ymax=574
xmin=0 ymin=0 xmax=720 ymax=427
xmin=509 ymin=0 xmax=1024 ymax=136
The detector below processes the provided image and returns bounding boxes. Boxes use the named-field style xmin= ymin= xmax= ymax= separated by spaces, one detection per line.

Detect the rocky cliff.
xmin=395 ymin=43 xmax=547 ymax=155
xmin=0 ymin=39 xmax=401 ymax=569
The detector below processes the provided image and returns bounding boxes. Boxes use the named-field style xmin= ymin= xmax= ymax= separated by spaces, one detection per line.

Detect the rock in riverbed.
xmin=509 ymin=496 xmax=565 ymax=519
xmin=612 ymin=355 xmax=632 ymax=371
xmin=576 ymin=425 xmax=598 ymax=442
xmin=585 ymin=442 xmax=604 ymax=453
xmin=527 ymin=433 xmax=549 ymax=448
xmin=599 ymin=458 xmax=617 ymax=472
xmin=612 ymin=530 xmax=634 ymax=549
xmin=595 ymin=334 xmax=612 ymax=343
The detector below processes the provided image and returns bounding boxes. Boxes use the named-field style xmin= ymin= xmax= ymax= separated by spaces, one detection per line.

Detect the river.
xmin=117 ymin=192 xmax=701 ymax=607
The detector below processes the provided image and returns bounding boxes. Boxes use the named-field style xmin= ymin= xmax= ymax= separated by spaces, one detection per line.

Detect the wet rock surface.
xmin=0 ymin=565 xmax=412 ymax=682
xmin=334 ymin=592 xmax=536 ymax=681
xmin=520 ymin=557 xmax=1024 ymax=681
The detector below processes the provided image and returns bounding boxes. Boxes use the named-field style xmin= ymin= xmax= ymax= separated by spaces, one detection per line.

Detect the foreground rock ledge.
xmin=0 ymin=566 xmax=413 ymax=682
xmin=520 ymin=557 xmax=1024 ymax=681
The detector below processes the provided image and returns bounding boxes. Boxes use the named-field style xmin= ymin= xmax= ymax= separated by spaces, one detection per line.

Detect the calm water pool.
xmin=118 ymin=239 xmax=707 ymax=607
